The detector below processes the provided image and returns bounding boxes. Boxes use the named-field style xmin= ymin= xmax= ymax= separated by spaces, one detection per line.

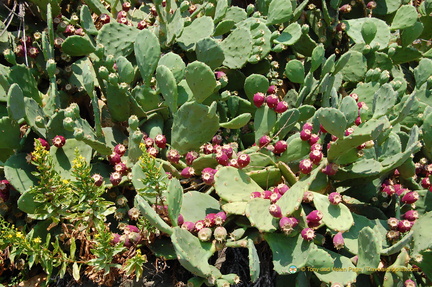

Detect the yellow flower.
xmin=16 ymin=232 xmax=24 ymax=238
xmin=33 ymin=237 xmax=42 ymax=243
xmin=62 ymin=179 xmax=70 ymax=185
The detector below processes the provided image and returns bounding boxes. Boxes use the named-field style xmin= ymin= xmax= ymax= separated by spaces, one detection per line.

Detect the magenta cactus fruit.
xmin=300 ymin=129 xmax=312 ymax=141
xmin=250 ymin=191 xmax=261 ymax=199
xmin=99 ymin=13 xmax=111 ymax=24
xmin=366 ymin=1 xmax=377 ymax=9
xmin=267 ymin=85 xmax=277 ymax=94
xmin=275 ymin=101 xmax=288 ymax=113
xmin=64 ymin=24 xmax=75 ymax=35
xmin=154 ymin=134 xmax=167 ymax=149
xmin=258 ymin=135 xmax=271 ymax=147
xmin=202 ymin=143 xmax=214 ymax=154
xmin=398 ymin=220 xmax=413 ymax=233
xmin=268 ymin=204 xmax=282 ymax=218
xmin=237 ymin=153 xmax=250 ymax=168
xmin=401 ymin=191 xmax=419 ymax=204
xmin=214 ymin=211 xmax=227 ymax=225
xmin=212 ymin=134 xmax=223 ymax=145
xmin=309 ymin=150 xmax=323 ymax=164
xmin=303 ymin=122 xmax=313 ymax=131
xmin=253 ymin=92 xmax=266 ymax=108
xmin=221 ymin=144 xmax=234 ymax=158
xmin=114 ymin=144 xmax=126 ymax=156
xmin=299 ymin=159 xmax=313 ymax=174
xmin=387 ymin=217 xmax=399 ymax=230
xmin=301 ymin=228 xmax=316 ymax=241
xmin=91 ymin=174 xmax=104 ymax=186
xmin=124 ymin=225 xmax=139 ymax=234
xmin=382 ymin=184 xmax=396 ymax=196
xmin=185 ymin=151 xmax=198 ymax=165
xmin=270 ymin=192 xmax=281 ymax=203
xmin=198 ymin=228 xmax=213 ymax=241
xmin=308 ymin=134 xmax=320 ymax=145
xmin=274 ymin=183 xmax=289 ymax=195
xmin=404 ymin=279 xmax=416 ymax=287
xmin=167 ymin=149 xmax=181 ymax=164
xmin=302 ymin=191 xmax=314 ymax=203
xmin=279 ymin=217 xmax=298 ymax=235
xmin=306 ymin=210 xmax=323 ymax=223
xmin=144 ymin=137 xmax=154 ymax=148
xmin=265 ymin=94 xmax=279 ymax=109
xmin=204 ymin=213 xmax=216 ymax=227
xmin=36 ymin=138 xmax=50 ymax=150
xmin=213 ymin=226 xmax=228 ymax=242
xmin=321 ymin=163 xmax=339 ymax=176
xmin=349 ymin=93 xmax=359 ymax=102
xmin=110 ymin=171 xmax=122 ymax=186
xmin=181 ymin=221 xmax=195 ymax=232
xmin=355 ymin=116 xmax=362 ymax=126
xmin=216 ymin=151 xmax=229 ymax=166
xmin=273 ymin=140 xmax=287 ymax=155
xmin=114 ymin=162 xmax=128 ymax=175
xmin=421 ymin=177 xmax=430 ymax=189
xmin=403 ymin=210 xmax=419 ymax=221
xmin=108 ymin=152 xmax=122 ymax=165
xmin=122 ymin=2 xmax=131 ymax=11
xmin=194 ymin=220 xmax=206 ymax=232
xmin=344 ymin=127 xmax=354 ymax=136
xmin=328 ymin=192 xmax=342 ymax=205
xmin=201 ymin=168 xmax=217 ymax=185
xmin=137 ymin=20 xmax=147 ymax=30
xmin=310 ymin=143 xmax=322 ymax=151
xmin=333 ymin=232 xmax=345 ymax=250
xmin=181 ymin=167 xmax=195 ymax=178
xmin=147 ymin=147 xmax=158 ymax=157
xmin=111 ymin=233 xmax=121 ymax=245
xmin=319 ymin=124 xmax=328 ymax=133
xmin=28 ymin=47 xmax=39 ymax=58
xmin=177 ymin=214 xmax=185 ymax=226
xmin=339 ymin=4 xmax=352 ymax=13
xmin=261 ymin=190 xmax=272 ymax=199
xmin=52 ymin=135 xmax=66 ymax=148
xmin=228 ymin=158 xmax=239 ymax=168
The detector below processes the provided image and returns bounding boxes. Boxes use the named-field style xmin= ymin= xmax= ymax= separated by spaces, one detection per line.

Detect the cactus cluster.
xmin=0 ymin=0 xmax=432 ymax=286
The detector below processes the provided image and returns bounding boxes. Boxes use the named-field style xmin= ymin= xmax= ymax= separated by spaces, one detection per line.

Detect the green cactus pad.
xmin=4 ymin=153 xmax=37 ymax=194
xmin=214 ymin=0 xmax=228 ymax=22
xmin=214 ymin=166 xmax=263 ymax=202
xmin=244 ymin=74 xmax=269 ymax=101
xmin=278 ymin=137 xmax=310 ymax=162
xmin=171 ymin=227 xmax=221 ymax=278
xmin=148 ymin=237 xmax=177 ymax=260
xmin=254 ymin=105 xmax=277 ymax=142
xmin=339 ymin=96 xmax=358 ymax=125
xmin=191 ymin=154 xmax=218 ymax=174
xmin=171 ymin=102 xmax=219 ymax=153
xmin=344 ymin=18 xmax=390 ymax=50
xmin=220 ymin=113 xmax=251 ymax=129
xmin=357 ymin=227 xmax=381 ymax=274
xmin=116 ymin=56 xmax=134 ymax=84
xmin=7 ymin=83 xmax=25 ymax=121
xmin=156 ymin=65 xmax=178 ymax=114
xmin=222 ymin=202 xmax=247 ymax=215
xmin=310 ymin=44 xmax=325 ymax=73
xmin=245 ymin=198 xmax=278 ymax=232
xmin=248 ymin=239 xmax=260 ymax=282
xmin=61 ymin=35 xmax=95 ymax=56
xmin=158 ymin=52 xmax=186 ymax=83
xmin=275 ymin=109 xmax=300 ymax=139
xmin=177 ymin=16 xmax=214 ymax=51
xmin=264 ymin=233 xmax=313 ymax=274
xmin=80 ymin=5 xmax=97 ymax=35
xmin=401 ymin=22 xmax=424 ymax=47
xmin=340 ymin=51 xmax=367 ymax=83
xmin=24 ymin=98 xmax=46 ymax=138
xmin=97 ymin=22 xmax=139 ymax=58
xmin=166 ymin=178 xmax=183 ymax=227
xmin=185 ymin=61 xmax=217 ymax=104
xmin=361 ymin=20 xmax=377 ymax=45
xmin=412 ymin=211 xmax=432 ymax=256
xmin=316 ymin=108 xmax=347 ymax=139
xmin=0 ymin=116 xmax=20 ymax=150
xmin=391 ymin=5 xmax=418 ymax=30
xmin=285 ymin=60 xmax=304 ymax=84
xmin=313 ymin=192 xmax=353 ymax=232
xmin=196 ymin=38 xmax=225 ymax=70
xmin=266 ymin=0 xmax=292 ymax=25
xmin=306 ymin=247 xmax=334 ymax=273
xmin=9 ymin=65 xmax=42 ymax=105
xmin=313 ymin=249 xmax=357 ymax=285
xmin=220 ymin=27 xmax=253 ymax=69
xmin=135 ymin=195 xmax=173 ymax=235
xmin=372 ymin=83 xmax=396 ymax=119
xmin=274 ymin=22 xmax=302 ymax=45
xmin=134 ymin=29 xmax=161 ymax=85
xmin=180 ymin=191 xmax=221 ymax=222
xmin=247 ymin=166 xmax=282 ymax=189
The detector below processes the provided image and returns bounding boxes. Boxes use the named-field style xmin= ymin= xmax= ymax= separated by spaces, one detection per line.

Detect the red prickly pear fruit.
xmin=253 ymin=92 xmax=266 ymax=108
xmin=213 ymin=226 xmax=228 ymax=242
xmin=64 ymin=24 xmax=75 ymax=35
xmin=114 ymin=162 xmax=128 ymax=175
xmin=36 ymin=138 xmax=50 ymax=150
xmin=279 ymin=217 xmax=298 ymax=232
xmin=301 ymin=228 xmax=316 ymax=241
xmin=331 ymin=135 xmax=338 ymax=141
xmin=387 ymin=230 xmax=400 ymax=241
xmin=303 ymin=191 xmax=314 ymax=203
xmin=212 ymin=134 xmax=223 ymax=145
xmin=303 ymin=122 xmax=313 ymax=131
xmin=100 ymin=14 xmax=111 ymax=24
xmin=221 ymin=144 xmax=233 ymax=158
xmin=339 ymin=4 xmax=352 ymax=13
xmin=382 ymin=184 xmax=395 ymax=196
xmin=266 ymin=144 xmax=275 ymax=153
xmin=137 ymin=20 xmax=147 ymax=30
xmin=366 ymin=1 xmax=377 ymax=9
xmin=357 ymin=101 xmax=368 ymax=109
xmin=270 ymin=192 xmax=281 ymax=203
xmin=333 ymin=232 xmax=345 ymax=250
xmin=299 ymin=159 xmax=313 ymax=174
xmin=267 ymin=85 xmax=277 ymax=94
xmin=275 ymin=101 xmax=288 ymax=113
xmin=426 ymin=164 xmax=432 ymax=175
xmin=52 ymin=135 xmax=66 ymax=148
xmin=273 ymin=140 xmax=287 ymax=155
xmin=110 ymin=171 xmax=122 ymax=186
xmin=92 ymin=174 xmax=104 ymax=186
xmin=28 ymin=47 xmax=39 ymax=58
xmin=310 ymin=143 xmax=322 ymax=151
xmin=421 ymin=177 xmax=430 ymax=189
xmin=345 ymin=127 xmax=354 ymax=136
xmin=328 ymin=192 xmax=342 ymax=205
xmin=309 ymin=150 xmax=323 ymax=164
xmin=261 ymin=190 xmax=272 ymax=199
xmin=398 ymin=220 xmax=413 ymax=233
xmin=185 ymin=151 xmax=198 ymax=165
xmin=201 ymin=168 xmax=216 ymax=185
xmin=308 ymin=134 xmax=320 ymax=145
xmin=355 ymin=116 xmax=362 ymax=126
xmin=214 ymin=71 xmax=226 ymax=80
xmin=145 ymin=137 xmax=154 ymax=148
xmin=213 ymin=144 xmax=222 ymax=154
xmin=128 ymin=207 xmax=140 ymax=220
xmin=216 ymin=151 xmax=229 ymax=166
xmin=274 ymin=183 xmax=289 ymax=195
xmin=114 ymin=144 xmax=126 ymax=156
xmin=194 ymin=220 xmax=205 ymax=232
xmin=122 ymin=2 xmax=131 ymax=11
xmin=198 ymin=227 xmax=213 ymax=241
xmin=387 ymin=217 xmax=399 ymax=230
xmin=74 ymin=28 xmax=85 ymax=36
xmin=167 ymin=149 xmax=181 ymax=164
xmin=319 ymin=124 xmax=328 ymax=133
xmin=181 ymin=167 xmax=195 ymax=178
xmin=300 ymin=129 xmax=312 ymax=141
xmin=215 ymin=211 xmax=227 ymax=225
xmin=265 ymin=94 xmax=279 ymax=109
xmin=321 ymin=163 xmax=339 ymax=176
xmin=177 ymin=214 xmax=184 ymax=226
xmin=349 ymin=93 xmax=359 ymax=102
xmin=154 ymin=134 xmax=167 ymax=149
xmin=124 ymin=225 xmax=140 ymax=234
xmin=401 ymin=191 xmax=419 ymax=204
xmin=147 ymin=147 xmax=158 ymax=157
xmin=228 ymin=158 xmax=239 ymax=168
xmin=117 ymin=10 xmax=128 ymax=19
xmin=15 ymin=45 xmax=25 ymax=57
xmin=111 ymin=233 xmax=121 ymax=245
xmin=237 ymin=153 xmax=250 ymax=168
xmin=181 ymin=221 xmax=195 ymax=232
xmin=269 ymin=204 xmax=282 ymax=218
xmin=403 ymin=210 xmax=419 ymax=221
xmin=306 ymin=210 xmax=323 ymax=223
xmin=250 ymin=191 xmax=261 ymax=199
xmin=202 ymin=143 xmax=214 ymax=154
xmin=258 ymin=135 xmax=271 ymax=147
xmin=204 ymin=213 xmax=216 ymax=227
